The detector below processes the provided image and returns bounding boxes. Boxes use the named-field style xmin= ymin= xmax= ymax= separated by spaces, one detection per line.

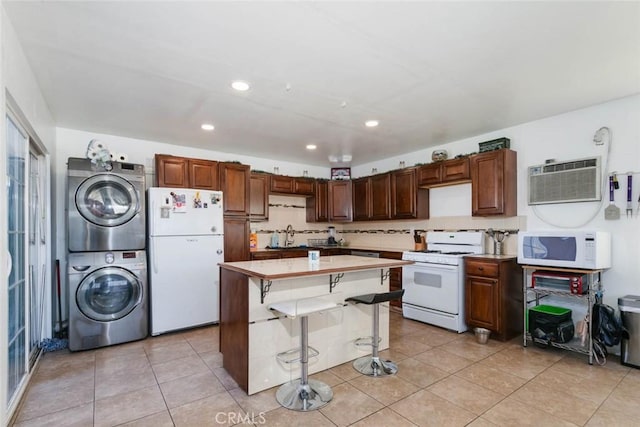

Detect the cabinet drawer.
xmin=465 ymin=260 xmax=499 ymax=277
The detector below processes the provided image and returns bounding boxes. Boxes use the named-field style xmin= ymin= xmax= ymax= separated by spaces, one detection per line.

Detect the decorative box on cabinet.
xmin=470 ymin=149 xmax=517 ymax=217
xmin=465 ymin=256 xmax=522 ymax=341
xmin=417 ymin=158 xmax=470 ymax=187
xmin=390 ymin=168 xmax=428 ymax=219
xmin=250 ymin=172 xmax=269 ymax=221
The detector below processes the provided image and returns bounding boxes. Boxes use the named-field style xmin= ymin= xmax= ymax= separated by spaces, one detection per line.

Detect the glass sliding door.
xmin=6 ymin=114 xmax=28 ymax=405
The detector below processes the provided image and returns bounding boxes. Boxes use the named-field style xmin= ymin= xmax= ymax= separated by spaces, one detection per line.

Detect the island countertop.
xmin=219 ymin=255 xmax=412 ymax=280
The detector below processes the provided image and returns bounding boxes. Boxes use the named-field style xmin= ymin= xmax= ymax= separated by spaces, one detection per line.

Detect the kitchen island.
xmin=218 ymin=255 xmax=412 ymax=394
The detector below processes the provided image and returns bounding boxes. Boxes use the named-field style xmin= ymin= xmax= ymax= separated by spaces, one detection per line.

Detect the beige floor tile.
xmin=170 ymin=391 xmax=245 ymax=427
xmin=549 ymin=353 xmax=629 ymax=383
xmin=414 ymin=348 xmax=475 ymax=374
xmin=200 ymin=351 xmax=224 ymax=369
xmin=482 ymin=395 xmax=578 ymax=426
xmin=510 ymin=379 xmax=599 ymax=425
xmin=329 ymin=361 xmax=363 ymax=381
xmin=36 ymin=350 xmax=96 ymax=375
xmin=309 ymin=369 xmax=345 ymax=387
xmin=350 ymin=407 xmax=417 ymax=426
xmin=184 ymin=328 xmax=220 ymax=354
xmin=396 ymin=357 xmax=449 ymax=388
xmin=585 ymin=406 xmax=639 ymax=426
xmin=119 ymin=410 xmax=175 ymax=427
xmin=318 ymin=382 xmax=384 ymax=426
xmin=94 ymin=340 xmax=147 ymax=362
xmin=142 ymin=332 xmax=188 ymax=351
xmin=389 ymin=335 xmax=432 ymax=356
xmin=260 ymin=406 xmax=335 ymax=426
xmin=94 ymin=385 xmax=167 ymax=427
xmin=595 ymin=381 xmax=640 ymax=419
xmin=481 ymin=346 xmax=561 ymax=380
xmin=94 ymin=350 xmax=149 ymax=375
xmin=530 ymin=368 xmax=617 ymax=404
xmin=27 ymin=361 xmax=95 ymax=395
xmin=437 ymin=337 xmax=503 ymax=362
xmin=465 ymin=417 xmax=499 ymax=427
xmin=152 ymin=354 xmax=210 ymax=383
xmin=95 ymin=365 xmax=158 ymax=400
xmin=349 ymin=374 xmax=420 ymax=406
xmin=405 ymin=327 xmax=461 ymax=347
xmin=389 ymin=318 xmax=427 ymax=336
xmin=378 ymin=347 xmax=411 ymax=363
xmin=427 ymin=376 xmax=503 ymax=415
xmin=390 ymin=389 xmax=476 ymax=426
xmin=145 ymin=340 xmax=197 ymax=365
xmin=455 ymin=361 xmax=527 ymax=396
xmin=159 ymin=371 xmax=227 ymax=408
xmin=12 ymin=402 xmax=93 ymax=427
xmin=228 ymin=386 xmax=281 ymax=415
xmin=213 ymin=366 xmax=240 ymax=390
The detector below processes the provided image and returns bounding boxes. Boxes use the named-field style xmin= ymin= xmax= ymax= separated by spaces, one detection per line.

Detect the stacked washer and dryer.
xmin=66 ymin=157 xmax=148 ymax=351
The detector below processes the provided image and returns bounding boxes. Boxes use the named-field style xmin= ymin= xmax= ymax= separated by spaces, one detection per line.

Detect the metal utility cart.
xmin=522 ymin=265 xmax=604 ymax=365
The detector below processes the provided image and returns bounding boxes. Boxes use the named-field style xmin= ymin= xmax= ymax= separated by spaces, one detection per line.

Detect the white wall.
xmin=352 ymin=94 xmax=640 ymax=308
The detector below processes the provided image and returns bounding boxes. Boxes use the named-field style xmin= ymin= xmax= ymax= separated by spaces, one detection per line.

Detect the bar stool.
xmin=345 ymin=289 xmax=404 ymax=376
xmin=268 ymin=297 xmax=339 ymax=411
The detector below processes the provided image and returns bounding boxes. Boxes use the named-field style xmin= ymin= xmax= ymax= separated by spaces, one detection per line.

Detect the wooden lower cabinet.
xmin=465 ymin=256 xmax=522 ymax=341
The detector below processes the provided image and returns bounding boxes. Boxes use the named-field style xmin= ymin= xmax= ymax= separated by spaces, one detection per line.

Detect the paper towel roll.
xmin=116 ymin=153 xmax=128 ymax=162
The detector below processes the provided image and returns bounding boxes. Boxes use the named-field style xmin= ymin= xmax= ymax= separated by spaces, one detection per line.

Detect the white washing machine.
xmin=68 ymin=250 xmax=148 ymax=351
xmin=67 ymin=157 xmax=146 ymax=252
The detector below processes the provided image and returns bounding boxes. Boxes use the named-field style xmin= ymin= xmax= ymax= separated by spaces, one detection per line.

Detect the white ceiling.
xmin=4 ymin=1 xmax=640 ymax=167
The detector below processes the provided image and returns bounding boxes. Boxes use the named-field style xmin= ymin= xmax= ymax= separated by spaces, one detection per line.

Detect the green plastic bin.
xmin=527 ymin=304 xmax=572 ymax=333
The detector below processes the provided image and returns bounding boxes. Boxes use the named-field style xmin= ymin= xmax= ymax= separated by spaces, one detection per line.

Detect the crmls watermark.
xmin=214 ymin=412 xmax=266 ymax=425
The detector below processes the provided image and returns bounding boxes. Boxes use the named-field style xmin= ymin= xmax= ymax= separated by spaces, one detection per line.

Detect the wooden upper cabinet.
xmin=189 ymin=159 xmax=219 ymax=190
xmin=352 ymin=177 xmax=371 ymax=221
xmin=270 ymin=175 xmax=315 ymax=196
xmin=155 ymin=154 xmax=189 ymax=187
xmin=306 ymin=180 xmax=329 ymax=222
xmin=155 ymin=154 xmax=218 ymax=190
xmin=353 ymin=174 xmax=391 ymax=221
xmin=270 ymin=175 xmax=294 ymax=193
xmin=219 ymin=162 xmax=250 ymax=216
xmin=328 ymin=180 xmax=353 ymax=222
xmin=250 ymin=172 xmax=269 ymax=221
xmin=293 ymin=178 xmax=315 ymax=196
xmin=391 ymin=168 xmax=428 ymax=219
xmin=471 ymin=149 xmax=517 ymax=217
xmin=417 ymin=158 xmax=470 ymax=187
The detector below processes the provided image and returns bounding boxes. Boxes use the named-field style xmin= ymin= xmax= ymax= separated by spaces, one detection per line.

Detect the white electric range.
xmin=401 ymin=231 xmax=485 ymax=333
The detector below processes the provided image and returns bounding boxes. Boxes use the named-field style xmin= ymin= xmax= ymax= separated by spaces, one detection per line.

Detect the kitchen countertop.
xmin=251 ymin=245 xmax=409 ymax=253
xmin=219 ymin=255 xmax=412 ymax=280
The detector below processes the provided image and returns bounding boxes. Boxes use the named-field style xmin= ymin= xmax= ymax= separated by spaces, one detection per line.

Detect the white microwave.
xmin=517 ymin=230 xmax=611 ymax=269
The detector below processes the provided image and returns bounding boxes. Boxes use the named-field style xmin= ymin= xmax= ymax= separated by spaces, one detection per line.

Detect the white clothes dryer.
xmin=67 ymin=157 xmax=146 ymax=252
xmin=68 ymin=250 xmax=148 ymax=351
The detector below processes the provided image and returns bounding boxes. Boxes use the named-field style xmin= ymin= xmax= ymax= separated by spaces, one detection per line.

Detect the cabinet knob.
xmin=478 ymin=266 xmax=484 ymax=271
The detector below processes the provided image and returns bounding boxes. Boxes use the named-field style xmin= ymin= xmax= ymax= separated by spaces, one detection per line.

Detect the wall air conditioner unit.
xmin=528 ymin=157 xmax=601 ymax=205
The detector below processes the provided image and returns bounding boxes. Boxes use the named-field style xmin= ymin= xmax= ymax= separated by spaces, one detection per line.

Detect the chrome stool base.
xmin=353 ymin=355 xmax=398 ymax=376
xmin=275 ymin=379 xmax=333 ymax=411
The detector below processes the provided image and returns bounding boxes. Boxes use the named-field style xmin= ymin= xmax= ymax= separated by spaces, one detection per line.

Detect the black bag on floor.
xmin=591 ymin=303 xmax=628 ymax=346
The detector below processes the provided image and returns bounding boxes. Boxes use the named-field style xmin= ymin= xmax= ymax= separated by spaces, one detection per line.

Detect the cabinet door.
xmin=189 ymin=159 xmax=219 ymax=190
xmin=465 ymin=276 xmax=499 ymax=330
xmin=328 ymin=180 xmax=353 ymax=222
xmin=219 ymin=162 xmax=250 ymax=216
xmin=391 ymin=169 xmax=419 ymax=219
xmin=442 ymin=158 xmax=470 ymax=183
xmin=293 ymin=178 xmax=314 ymax=195
xmin=389 ymin=267 xmax=402 ymax=308
xmin=250 ymin=173 xmax=269 ymax=220
xmin=417 ymin=163 xmax=442 ymax=186
xmin=223 ymin=218 xmax=250 ymax=262
xmin=155 ymin=155 xmax=189 ymax=187
xmin=306 ymin=180 xmax=328 ymax=222
xmin=270 ymin=175 xmax=294 ymax=194
xmin=352 ymin=177 xmax=371 ymax=221
xmin=370 ymin=173 xmax=391 ymax=220
xmin=471 ymin=149 xmax=517 ymax=216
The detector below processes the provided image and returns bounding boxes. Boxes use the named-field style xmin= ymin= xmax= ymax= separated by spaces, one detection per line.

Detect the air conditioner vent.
xmin=528 ymin=157 xmax=601 ymax=205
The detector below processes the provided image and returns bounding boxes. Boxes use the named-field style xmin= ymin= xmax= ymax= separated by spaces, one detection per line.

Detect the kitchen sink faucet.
xmin=285 ymin=224 xmax=295 ymax=247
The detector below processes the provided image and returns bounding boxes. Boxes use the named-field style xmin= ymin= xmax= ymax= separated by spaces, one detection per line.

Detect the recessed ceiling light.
xmin=201 ymin=123 xmax=215 ymax=131
xmin=231 ymin=80 xmax=250 ymax=91
xmin=306 ymin=144 xmax=317 ymax=150
xmin=365 ymin=120 xmax=379 ymax=128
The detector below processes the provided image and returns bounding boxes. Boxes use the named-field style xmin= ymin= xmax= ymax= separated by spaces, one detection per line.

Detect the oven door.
xmin=402 ymin=263 xmax=460 ymax=314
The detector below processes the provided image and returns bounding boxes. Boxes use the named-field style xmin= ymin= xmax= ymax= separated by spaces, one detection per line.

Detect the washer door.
xmin=75 ymin=174 xmax=139 ymax=227
xmin=76 ymin=266 xmax=142 ymax=322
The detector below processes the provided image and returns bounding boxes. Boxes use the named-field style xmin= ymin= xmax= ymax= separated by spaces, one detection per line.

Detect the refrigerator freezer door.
xmin=149 ymin=234 xmax=224 ymax=335
xmin=148 ymin=187 xmax=224 ymax=236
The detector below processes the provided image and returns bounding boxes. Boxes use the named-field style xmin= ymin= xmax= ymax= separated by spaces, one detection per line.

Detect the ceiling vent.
xmin=528 ymin=157 xmax=601 ymax=205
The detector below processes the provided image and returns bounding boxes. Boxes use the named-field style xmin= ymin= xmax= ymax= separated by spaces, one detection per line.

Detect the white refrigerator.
xmin=147 ymin=187 xmax=224 ymax=335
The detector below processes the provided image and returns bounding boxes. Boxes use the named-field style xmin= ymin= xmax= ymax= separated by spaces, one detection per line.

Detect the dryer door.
xmin=75 ymin=174 xmax=140 ymax=227
xmin=76 ymin=266 xmax=143 ymax=322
